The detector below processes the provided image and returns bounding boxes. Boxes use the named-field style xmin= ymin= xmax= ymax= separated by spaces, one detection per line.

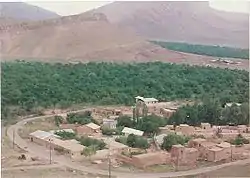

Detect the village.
xmin=26 ymin=96 xmax=250 ymax=172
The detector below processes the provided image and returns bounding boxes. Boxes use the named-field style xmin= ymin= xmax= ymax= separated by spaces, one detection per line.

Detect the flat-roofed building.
xmin=29 ymin=130 xmax=59 ymax=146
xmin=122 ymin=127 xmax=144 ymax=137
xmin=76 ymin=122 xmax=101 ymax=136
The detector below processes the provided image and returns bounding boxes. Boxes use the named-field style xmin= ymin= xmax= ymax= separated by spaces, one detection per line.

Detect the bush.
xmin=54 ymin=131 xmax=76 ymax=140
xmin=230 ymin=134 xmax=250 ymax=145
xmin=126 ymin=134 xmax=149 ymax=149
xmin=161 ymin=134 xmax=190 ymax=151
xmin=101 ymin=127 xmax=116 ymax=136
xmin=77 ymin=136 xmax=106 ymax=150
xmin=54 ymin=115 xmax=63 ymax=126
xmin=115 ymin=136 xmax=127 ymax=145
xmin=117 ymin=116 xmax=133 ymax=128
xmin=66 ymin=112 xmax=93 ymax=125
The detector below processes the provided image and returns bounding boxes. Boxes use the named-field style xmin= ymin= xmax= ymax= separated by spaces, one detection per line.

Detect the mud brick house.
xmin=170 ymin=145 xmax=199 ymax=166
xmin=201 ymin=123 xmax=211 ymax=130
xmin=160 ymin=108 xmax=176 ymax=118
xmin=50 ymin=138 xmax=85 ymax=160
xmin=117 ymin=151 xmax=171 ymax=169
xmin=29 ymin=130 xmax=59 ymax=147
xmin=76 ymin=122 xmax=101 ymax=136
xmin=175 ymin=124 xmax=195 ymax=136
xmin=188 ymin=138 xmax=217 ymax=159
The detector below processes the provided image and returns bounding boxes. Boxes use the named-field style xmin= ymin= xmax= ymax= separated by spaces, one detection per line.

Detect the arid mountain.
xmin=0 ymin=2 xmax=59 ymax=21
xmin=0 ymin=12 xmax=174 ymax=63
xmin=92 ymin=1 xmax=249 ymax=48
xmin=0 ymin=11 xmax=248 ymax=70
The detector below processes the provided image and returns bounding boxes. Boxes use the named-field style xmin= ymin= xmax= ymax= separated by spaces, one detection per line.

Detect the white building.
xmin=103 ymin=119 xmax=117 ymax=129
xmin=122 ymin=127 xmax=144 ymax=136
xmin=135 ymin=96 xmax=158 ymax=104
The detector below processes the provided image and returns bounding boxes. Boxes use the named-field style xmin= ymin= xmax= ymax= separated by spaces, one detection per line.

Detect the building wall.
xmin=30 ymin=136 xmax=49 ymax=147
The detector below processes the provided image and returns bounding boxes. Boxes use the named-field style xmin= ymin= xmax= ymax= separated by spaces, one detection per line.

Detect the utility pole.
xmin=49 ymin=138 xmax=52 ymax=164
xmin=13 ymin=130 xmax=15 ymax=149
xmin=108 ymin=138 xmax=111 ymax=178
xmin=176 ymin=153 xmax=179 ymax=171
xmin=231 ymin=144 xmax=233 ymax=162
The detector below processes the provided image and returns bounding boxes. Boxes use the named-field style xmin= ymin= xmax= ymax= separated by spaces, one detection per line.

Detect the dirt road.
xmin=7 ymin=109 xmax=250 ymax=178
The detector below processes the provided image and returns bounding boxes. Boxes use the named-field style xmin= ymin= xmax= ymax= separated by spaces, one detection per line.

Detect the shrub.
xmin=161 ymin=133 xmax=190 ymax=151
xmin=54 ymin=131 xmax=76 ymax=140
xmin=77 ymin=136 xmax=106 ymax=150
xmin=230 ymin=134 xmax=250 ymax=145
xmin=127 ymin=134 xmax=149 ymax=149
xmin=54 ymin=115 xmax=64 ymax=126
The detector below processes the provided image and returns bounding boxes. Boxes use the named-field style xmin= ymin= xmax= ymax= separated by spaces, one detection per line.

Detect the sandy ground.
xmin=1 ymin=167 xmax=110 ymax=178
xmin=18 ymin=116 xmax=59 ymax=139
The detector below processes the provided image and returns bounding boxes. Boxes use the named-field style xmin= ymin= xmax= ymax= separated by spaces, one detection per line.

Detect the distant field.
xmin=152 ymin=41 xmax=249 ymax=59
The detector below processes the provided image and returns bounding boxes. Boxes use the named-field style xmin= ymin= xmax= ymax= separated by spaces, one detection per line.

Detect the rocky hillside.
xmin=0 ymin=12 xmax=175 ymax=63
xmin=0 ymin=2 xmax=59 ymax=21
xmin=92 ymin=1 xmax=249 ymax=48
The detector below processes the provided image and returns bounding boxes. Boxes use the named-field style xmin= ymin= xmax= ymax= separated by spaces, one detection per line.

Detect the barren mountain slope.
xmin=0 ymin=12 xmax=248 ymax=70
xmin=92 ymin=1 xmax=249 ymax=48
xmin=0 ymin=2 xmax=59 ymax=21
xmin=0 ymin=12 xmax=178 ymax=62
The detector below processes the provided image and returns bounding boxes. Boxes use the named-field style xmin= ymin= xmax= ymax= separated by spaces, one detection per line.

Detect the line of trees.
xmin=1 ymin=61 xmax=249 ymax=122
xmin=152 ymin=41 xmax=249 ymax=59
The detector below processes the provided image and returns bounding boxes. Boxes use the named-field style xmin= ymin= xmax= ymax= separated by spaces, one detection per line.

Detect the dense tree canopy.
xmin=152 ymin=41 xmax=249 ymax=59
xmin=1 ymin=61 xmax=249 ymax=121
xmin=168 ymin=100 xmax=250 ymax=126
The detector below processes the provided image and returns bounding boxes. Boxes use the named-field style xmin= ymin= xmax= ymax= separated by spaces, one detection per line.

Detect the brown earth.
xmin=2 ymin=167 xmax=109 ymax=178
xmin=92 ymin=1 xmax=249 ymax=48
xmin=0 ymin=11 xmax=248 ymax=71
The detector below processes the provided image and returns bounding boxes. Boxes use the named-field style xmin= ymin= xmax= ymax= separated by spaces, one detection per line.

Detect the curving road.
xmin=7 ymin=110 xmax=250 ymax=178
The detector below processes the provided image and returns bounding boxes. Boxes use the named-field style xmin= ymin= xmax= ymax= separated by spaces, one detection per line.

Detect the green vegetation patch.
xmin=152 ymin=41 xmax=249 ymax=59
xmin=1 ymin=61 xmax=249 ymax=121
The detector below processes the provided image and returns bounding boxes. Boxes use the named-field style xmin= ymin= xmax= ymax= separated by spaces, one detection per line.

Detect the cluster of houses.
xmin=28 ymin=96 xmax=250 ymax=170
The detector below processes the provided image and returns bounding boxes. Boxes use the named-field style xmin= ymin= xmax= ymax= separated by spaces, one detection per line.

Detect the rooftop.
xmin=225 ymin=103 xmax=241 ymax=107
xmin=122 ymin=127 xmax=144 ymax=136
xmin=179 ymin=124 xmax=190 ymax=127
xmin=185 ymin=147 xmax=198 ymax=153
xmin=85 ymin=122 xmax=101 ymax=130
xmin=30 ymin=130 xmax=55 ymax=139
xmin=192 ymin=138 xmax=207 ymax=143
xmin=102 ymin=138 xmax=128 ymax=149
xmin=133 ymin=152 xmax=170 ymax=159
xmin=135 ymin=96 xmax=158 ymax=103
xmin=51 ymin=138 xmax=85 ymax=152
xmin=216 ymin=142 xmax=231 ymax=148
xmin=200 ymin=141 xmax=216 ymax=148
xmin=208 ymin=146 xmax=223 ymax=152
